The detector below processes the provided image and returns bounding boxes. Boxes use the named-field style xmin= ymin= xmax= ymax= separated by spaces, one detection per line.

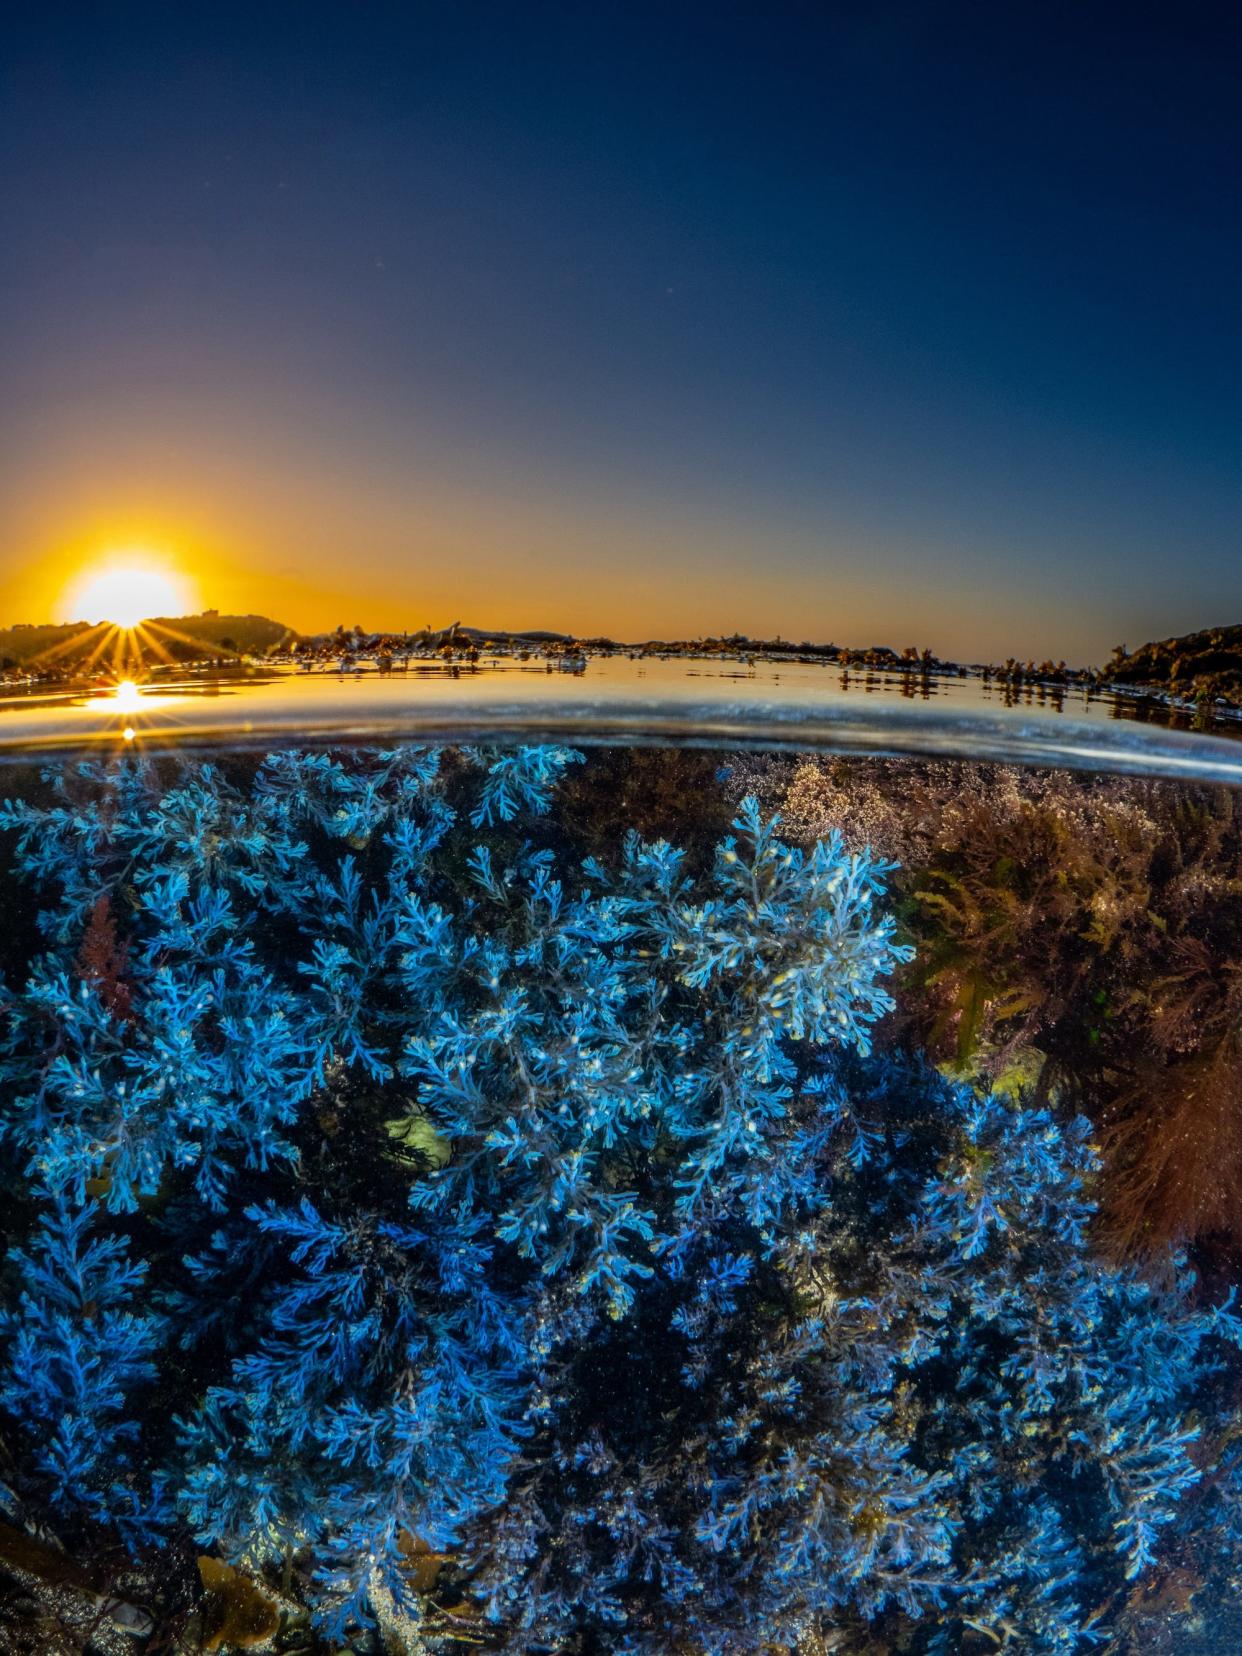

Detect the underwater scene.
xmin=2 ymin=736 xmax=1241 ymax=1656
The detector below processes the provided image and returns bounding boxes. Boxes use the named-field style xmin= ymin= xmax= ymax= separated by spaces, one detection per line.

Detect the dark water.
xmin=1 ymin=726 xmax=1240 ymax=1654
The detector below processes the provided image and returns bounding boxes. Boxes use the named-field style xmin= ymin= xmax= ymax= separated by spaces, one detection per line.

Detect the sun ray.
xmin=144 ymin=619 xmax=243 ymax=660
xmin=22 ymin=621 xmax=114 ymax=671
xmin=80 ymin=625 xmax=124 ymax=675
xmin=127 ymin=622 xmax=175 ymax=668
xmin=109 ymin=626 xmax=133 ymax=677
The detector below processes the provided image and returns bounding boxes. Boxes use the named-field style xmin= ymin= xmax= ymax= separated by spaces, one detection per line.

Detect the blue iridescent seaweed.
xmin=0 ymin=745 xmax=1237 ymax=1650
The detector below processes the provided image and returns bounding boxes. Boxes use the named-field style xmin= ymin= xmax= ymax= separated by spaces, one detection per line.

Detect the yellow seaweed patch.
xmin=397 ymin=1529 xmax=455 ymax=1594
xmin=197 ymin=1555 xmax=280 ymax=1651
xmin=385 ymin=1109 xmax=452 ymax=1167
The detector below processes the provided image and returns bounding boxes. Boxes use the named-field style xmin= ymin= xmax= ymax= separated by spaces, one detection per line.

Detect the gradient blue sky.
xmin=1 ymin=2 xmax=1238 ymax=659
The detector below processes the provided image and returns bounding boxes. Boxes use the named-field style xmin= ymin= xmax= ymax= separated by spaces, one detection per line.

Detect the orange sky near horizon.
xmin=0 ymin=412 xmax=1150 ymax=664
xmin=5 ymin=514 xmax=1078 ymax=663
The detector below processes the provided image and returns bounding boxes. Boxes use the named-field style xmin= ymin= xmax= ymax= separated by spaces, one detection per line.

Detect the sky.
xmin=1 ymin=2 xmax=1238 ymax=661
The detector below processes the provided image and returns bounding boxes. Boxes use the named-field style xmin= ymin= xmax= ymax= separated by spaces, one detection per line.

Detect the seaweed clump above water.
xmin=1100 ymin=625 xmax=1242 ymax=709
xmin=0 ymin=745 xmax=1239 ymax=1654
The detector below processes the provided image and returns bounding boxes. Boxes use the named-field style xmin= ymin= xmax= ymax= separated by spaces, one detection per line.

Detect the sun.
xmin=59 ymin=559 xmax=193 ymax=630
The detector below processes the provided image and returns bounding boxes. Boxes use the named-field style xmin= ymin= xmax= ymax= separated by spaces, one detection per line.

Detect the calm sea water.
xmin=1 ymin=665 xmax=1239 ymax=1654
xmin=1 ymin=655 xmax=1241 ymax=781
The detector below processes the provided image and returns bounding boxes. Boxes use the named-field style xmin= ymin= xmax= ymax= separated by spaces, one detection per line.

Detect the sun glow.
xmin=59 ymin=559 xmax=192 ymax=630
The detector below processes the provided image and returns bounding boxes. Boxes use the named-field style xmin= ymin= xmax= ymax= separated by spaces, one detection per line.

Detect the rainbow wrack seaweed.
xmin=0 ymin=745 xmax=1239 ymax=1651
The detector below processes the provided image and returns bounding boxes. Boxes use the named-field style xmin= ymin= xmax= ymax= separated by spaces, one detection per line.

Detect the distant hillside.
xmin=0 ymin=612 xmax=298 ymax=673
xmin=0 ymin=620 xmax=94 ymax=669
xmin=1101 ymin=624 xmax=1242 ymax=706
xmin=145 ymin=611 xmax=298 ymax=656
